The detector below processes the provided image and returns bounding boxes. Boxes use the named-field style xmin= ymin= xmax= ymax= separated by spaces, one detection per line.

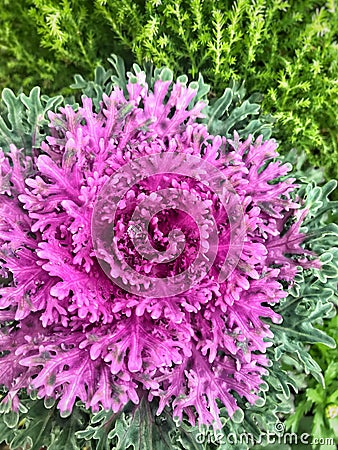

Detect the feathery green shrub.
xmin=0 ymin=0 xmax=132 ymax=96
xmin=93 ymin=0 xmax=338 ymax=178
xmin=1 ymin=0 xmax=337 ymax=178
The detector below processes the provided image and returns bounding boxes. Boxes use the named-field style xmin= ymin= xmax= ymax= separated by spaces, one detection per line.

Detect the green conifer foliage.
xmin=0 ymin=0 xmax=132 ymax=96
xmin=2 ymin=0 xmax=336 ymax=177
xmin=93 ymin=0 xmax=338 ymax=178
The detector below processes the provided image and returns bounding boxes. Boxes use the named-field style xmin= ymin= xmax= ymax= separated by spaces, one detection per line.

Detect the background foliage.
xmin=1 ymin=0 xmax=338 ymax=179
xmin=0 ymin=0 xmax=131 ymax=96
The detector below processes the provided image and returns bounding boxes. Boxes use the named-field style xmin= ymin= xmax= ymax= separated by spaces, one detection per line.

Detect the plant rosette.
xmin=0 ymin=60 xmax=337 ymax=450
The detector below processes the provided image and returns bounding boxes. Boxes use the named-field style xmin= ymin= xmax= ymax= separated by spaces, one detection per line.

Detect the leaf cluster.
xmin=285 ymin=317 xmax=338 ymax=449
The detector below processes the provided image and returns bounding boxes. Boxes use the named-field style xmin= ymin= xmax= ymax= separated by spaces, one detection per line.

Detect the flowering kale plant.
xmin=0 ymin=59 xmax=337 ymax=450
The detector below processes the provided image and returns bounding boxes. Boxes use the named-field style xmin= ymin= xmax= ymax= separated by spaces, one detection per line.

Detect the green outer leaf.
xmin=0 ymin=87 xmax=63 ymax=154
xmin=0 ymin=397 xmax=88 ymax=450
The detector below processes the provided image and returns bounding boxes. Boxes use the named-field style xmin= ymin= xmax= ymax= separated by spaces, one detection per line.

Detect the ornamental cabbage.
xmin=0 ymin=75 xmax=318 ymax=428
